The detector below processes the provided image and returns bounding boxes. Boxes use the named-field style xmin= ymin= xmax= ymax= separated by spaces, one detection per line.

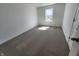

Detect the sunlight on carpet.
xmin=38 ymin=26 xmax=49 ymax=30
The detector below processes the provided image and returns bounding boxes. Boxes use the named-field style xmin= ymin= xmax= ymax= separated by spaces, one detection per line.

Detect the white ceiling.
xmin=31 ymin=3 xmax=55 ymax=7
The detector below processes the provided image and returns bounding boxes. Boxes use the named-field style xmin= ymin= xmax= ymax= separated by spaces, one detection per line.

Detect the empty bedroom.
xmin=0 ymin=3 xmax=77 ymax=56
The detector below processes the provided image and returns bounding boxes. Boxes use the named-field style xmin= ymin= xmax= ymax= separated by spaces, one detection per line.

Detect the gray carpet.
xmin=0 ymin=26 xmax=69 ymax=56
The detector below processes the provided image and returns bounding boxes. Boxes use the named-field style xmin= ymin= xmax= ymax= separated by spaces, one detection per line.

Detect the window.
xmin=45 ymin=8 xmax=53 ymax=22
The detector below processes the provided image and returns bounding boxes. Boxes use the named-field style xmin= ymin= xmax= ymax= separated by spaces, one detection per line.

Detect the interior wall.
xmin=62 ymin=3 xmax=78 ymax=42
xmin=37 ymin=3 xmax=65 ymax=27
xmin=0 ymin=3 xmax=38 ymax=44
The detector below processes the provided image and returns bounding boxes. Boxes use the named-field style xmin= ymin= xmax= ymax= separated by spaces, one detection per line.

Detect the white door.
xmin=69 ymin=4 xmax=79 ymax=56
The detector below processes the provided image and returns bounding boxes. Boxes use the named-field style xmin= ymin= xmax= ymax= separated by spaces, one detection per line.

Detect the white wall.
xmin=37 ymin=3 xmax=65 ymax=27
xmin=0 ymin=4 xmax=38 ymax=44
xmin=62 ymin=3 xmax=78 ymax=42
